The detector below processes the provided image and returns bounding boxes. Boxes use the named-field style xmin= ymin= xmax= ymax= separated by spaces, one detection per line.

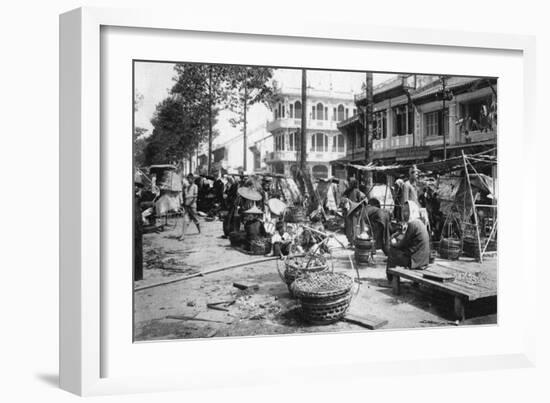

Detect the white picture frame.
xmin=60 ymin=7 xmax=537 ymax=396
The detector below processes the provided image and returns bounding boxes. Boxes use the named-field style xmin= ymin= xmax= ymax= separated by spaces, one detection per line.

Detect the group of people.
xmin=341 ymin=165 xmax=431 ymax=275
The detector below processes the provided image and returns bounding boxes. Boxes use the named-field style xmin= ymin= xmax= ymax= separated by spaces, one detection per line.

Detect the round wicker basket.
xmin=438 ymin=238 xmax=461 ymax=260
xmin=291 ymin=272 xmax=354 ymax=324
xmin=249 ymin=238 xmax=272 ymax=255
xmin=280 ymin=254 xmax=329 ymax=294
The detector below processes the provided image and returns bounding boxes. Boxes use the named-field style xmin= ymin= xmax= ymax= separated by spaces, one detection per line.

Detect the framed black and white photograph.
xmin=132 ymin=61 xmax=499 ymax=342
xmin=59 ymin=7 xmax=537 ymax=397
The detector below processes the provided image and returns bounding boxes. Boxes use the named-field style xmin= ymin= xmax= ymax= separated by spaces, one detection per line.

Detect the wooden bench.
xmin=387 ymin=263 xmax=497 ymax=322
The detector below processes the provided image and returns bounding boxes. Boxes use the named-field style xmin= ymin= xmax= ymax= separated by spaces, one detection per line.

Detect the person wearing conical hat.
xmin=243 ymin=204 xmax=266 ymax=247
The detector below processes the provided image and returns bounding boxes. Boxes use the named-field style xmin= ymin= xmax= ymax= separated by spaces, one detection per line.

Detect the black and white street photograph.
xmin=133 ymin=62 xmax=498 ymax=341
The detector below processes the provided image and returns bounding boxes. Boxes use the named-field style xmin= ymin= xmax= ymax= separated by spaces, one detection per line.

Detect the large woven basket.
xmin=291 ymin=272 xmax=354 ymax=324
xmin=279 ymin=254 xmax=329 ymax=295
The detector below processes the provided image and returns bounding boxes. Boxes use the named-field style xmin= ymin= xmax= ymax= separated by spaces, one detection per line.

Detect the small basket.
xmin=291 ymin=272 xmax=354 ymax=324
xmin=250 ymin=238 xmax=271 ymax=255
xmin=438 ymin=237 xmax=461 ymax=260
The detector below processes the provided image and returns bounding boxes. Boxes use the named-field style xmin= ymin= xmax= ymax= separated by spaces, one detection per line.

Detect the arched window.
xmin=316 ymin=103 xmax=324 ymax=121
xmin=289 ymin=103 xmax=294 ymax=118
xmin=294 ymin=101 xmax=302 ymax=119
xmin=332 ymin=134 xmax=345 ymax=152
xmin=278 ymin=103 xmax=282 ymax=119
xmin=337 ymin=104 xmax=345 ymax=121
xmin=311 ymin=132 xmax=327 ymax=152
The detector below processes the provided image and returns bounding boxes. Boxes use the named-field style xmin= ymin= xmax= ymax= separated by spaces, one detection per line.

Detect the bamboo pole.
xmin=134 ymin=255 xmax=287 ymax=292
xmin=462 ymin=151 xmax=483 ymax=263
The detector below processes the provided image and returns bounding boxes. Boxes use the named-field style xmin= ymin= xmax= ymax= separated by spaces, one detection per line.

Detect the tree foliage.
xmin=141 ymin=63 xmax=275 ymax=167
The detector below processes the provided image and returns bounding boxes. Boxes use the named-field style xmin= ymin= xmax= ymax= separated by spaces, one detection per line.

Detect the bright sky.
xmin=134 ymin=62 xmax=396 ymax=145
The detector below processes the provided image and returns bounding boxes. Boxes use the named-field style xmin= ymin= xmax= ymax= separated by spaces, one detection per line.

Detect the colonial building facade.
xmin=265 ymin=87 xmax=356 ymax=179
xmin=334 ymin=74 xmax=497 ymax=180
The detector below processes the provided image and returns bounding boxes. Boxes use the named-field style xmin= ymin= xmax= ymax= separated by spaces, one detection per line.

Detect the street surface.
xmin=134 ymin=217 xmax=497 ymax=341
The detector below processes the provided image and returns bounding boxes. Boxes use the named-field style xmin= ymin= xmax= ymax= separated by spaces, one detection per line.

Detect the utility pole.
xmin=243 ymin=68 xmax=248 ymax=171
xmin=208 ymin=65 xmax=213 ymax=174
xmin=364 ymin=71 xmax=374 ymax=186
xmin=442 ymin=76 xmax=447 ymax=160
xmin=300 ymin=69 xmax=307 ymax=171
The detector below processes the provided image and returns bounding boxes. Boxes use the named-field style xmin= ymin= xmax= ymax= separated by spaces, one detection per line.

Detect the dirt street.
xmin=134 ymin=217 xmax=496 ymax=341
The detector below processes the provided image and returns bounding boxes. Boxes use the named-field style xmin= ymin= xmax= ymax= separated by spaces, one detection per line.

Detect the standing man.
xmin=179 ymin=173 xmax=201 ymax=241
xmin=402 ymin=165 xmax=420 ymax=204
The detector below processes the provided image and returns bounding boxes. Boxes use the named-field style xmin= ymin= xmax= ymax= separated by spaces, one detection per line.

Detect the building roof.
xmin=410 ymin=76 xmax=481 ymax=100
xmin=354 ymin=76 xmax=404 ymax=101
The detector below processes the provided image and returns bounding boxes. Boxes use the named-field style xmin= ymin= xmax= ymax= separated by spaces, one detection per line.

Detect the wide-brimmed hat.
xmin=243 ymin=205 xmax=263 ymax=215
xmin=267 ymin=198 xmax=287 ymax=216
xmin=237 ymin=186 xmax=262 ymax=201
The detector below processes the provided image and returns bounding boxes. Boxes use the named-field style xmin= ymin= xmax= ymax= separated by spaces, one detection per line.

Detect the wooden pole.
xmin=462 ymin=151 xmax=483 ymax=262
xmin=243 ymin=68 xmax=248 ymax=171
xmin=300 ymin=69 xmax=307 ymax=171
xmin=134 ymin=255 xmax=287 ymax=292
xmin=208 ymin=65 xmax=213 ymax=174
xmin=366 ymin=72 xmax=374 ymax=186
xmin=442 ymin=76 xmax=447 ymax=160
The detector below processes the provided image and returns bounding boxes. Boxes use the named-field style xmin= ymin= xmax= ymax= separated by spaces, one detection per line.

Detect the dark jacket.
xmin=393 ymin=219 xmax=430 ymax=268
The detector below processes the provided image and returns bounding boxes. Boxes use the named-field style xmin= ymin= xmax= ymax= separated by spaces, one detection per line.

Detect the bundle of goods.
xmin=285 ymin=206 xmax=307 ymax=223
xmin=438 ymin=237 xmax=462 ymax=260
xmin=158 ymin=171 xmax=182 ymax=191
xmin=291 ymin=272 xmax=354 ymax=325
xmin=229 ymin=231 xmax=247 ymax=247
xmin=462 ymin=236 xmax=497 ymax=258
xmin=277 ymin=254 xmax=329 ymax=295
xmin=249 ymin=237 xmax=272 ymax=255
xmin=354 ymin=233 xmax=374 ymax=264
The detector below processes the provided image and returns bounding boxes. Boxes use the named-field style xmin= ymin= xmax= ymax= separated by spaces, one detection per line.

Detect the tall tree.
xmin=171 ymin=63 xmax=234 ymax=173
xmin=144 ymin=96 xmax=214 ymax=166
xmin=227 ymin=66 xmax=275 ymax=171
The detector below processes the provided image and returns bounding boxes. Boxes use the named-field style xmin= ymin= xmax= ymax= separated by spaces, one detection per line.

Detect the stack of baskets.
xmin=278 ymin=254 xmax=329 ymax=295
xmin=249 ymin=237 xmax=272 ymax=255
xmin=438 ymin=237 xmax=462 ymax=260
xmin=354 ymin=237 xmax=374 ymax=264
xmin=291 ymin=272 xmax=354 ymax=325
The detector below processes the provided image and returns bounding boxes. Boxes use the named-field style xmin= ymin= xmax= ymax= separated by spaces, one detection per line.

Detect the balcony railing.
xmin=265 ymin=150 xmax=346 ymax=163
xmin=267 ymin=118 xmax=339 ymax=132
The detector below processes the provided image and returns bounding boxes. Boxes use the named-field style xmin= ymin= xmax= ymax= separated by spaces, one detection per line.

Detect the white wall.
xmin=1 ymin=1 xmax=548 ymax=403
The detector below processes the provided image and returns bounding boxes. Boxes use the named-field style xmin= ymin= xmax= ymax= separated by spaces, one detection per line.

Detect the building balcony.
xmin=267 ymin=118 xmax=339 ymax=132
xmin=265 ymin=149 xmax=346 ymax=163
xmin=372 ymin=134 xmax=414 ymax=151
